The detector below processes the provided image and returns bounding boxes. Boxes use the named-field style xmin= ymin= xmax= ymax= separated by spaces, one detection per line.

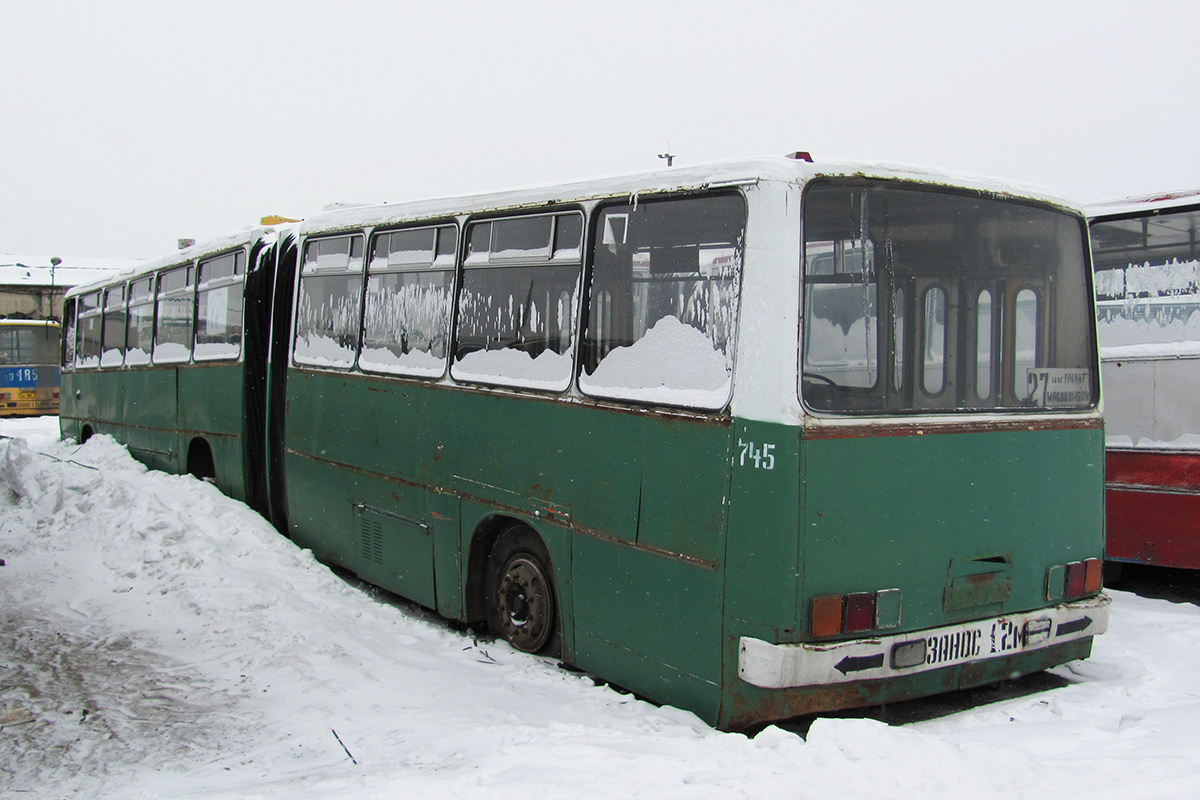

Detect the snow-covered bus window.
xmin=361 ymin=225 xmax=457 ymax=377
xmin=579 ymin=194 xmax=746 ymax=409
xmin=1091 ymin=207 xmax=1200 ymax=349
xmin=100 ymin=285 xmax=127 ymax=368
xmin=61 ymin=298 xmax=77 ymax=369
xmin=77 ymin=291 xmax=102 ymax=369
xmin=153 ymin=265 xmax=194 ymax=364
xmin=451 ymin=212 xmax=583 ymax=391
xmin=195 ymin=251 xmax=245 ymax=362
xmin=294 ymin=235 xmax=365 ymax=369
xmin=125 ymin=277 xmax=155 ymax=366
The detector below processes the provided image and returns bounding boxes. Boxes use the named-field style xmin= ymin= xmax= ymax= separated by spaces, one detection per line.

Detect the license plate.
xmin=19 ymin=392 xmax=36 ymax=399
xmin=925 ymin=617 xmax=1028 ymax=666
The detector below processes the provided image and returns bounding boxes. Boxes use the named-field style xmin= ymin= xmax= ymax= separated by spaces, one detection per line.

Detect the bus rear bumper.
xmin=738 ymin=594 xmax=1110 ymax=690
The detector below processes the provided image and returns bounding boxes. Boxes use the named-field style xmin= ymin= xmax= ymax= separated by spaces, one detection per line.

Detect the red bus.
xmin=1089 ymin=190 xmax=1200 ymax=572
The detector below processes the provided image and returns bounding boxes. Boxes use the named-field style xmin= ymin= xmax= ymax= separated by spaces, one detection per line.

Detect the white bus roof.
xmin=1085 ymin=188 xmax=1200 ymax=219
xmin=64 ymin=155 xmax=1083 ymax=298
xmin=298 ymin=156 xmax=1079 ymax=236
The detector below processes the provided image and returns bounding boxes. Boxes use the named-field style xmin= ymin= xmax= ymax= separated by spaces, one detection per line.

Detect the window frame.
xmin=292 ymin=232 xmax=367 ymax=371
xmin=153 ymin=262 xmax=196 ymax=365
xmin=577 ymin=190 xmax=748 ymax=411
xmin=449 ymin=209 xmax=586 ymax=392
xmin=124 ymin=276 xmax=157 ymax=367
xmin=799 ymin=179 xmax=1097 ymax=415
xmin=360 ymin=221 xmax=459 ymax=379
xmin=193 ymin=249 xmax=247 ymax=363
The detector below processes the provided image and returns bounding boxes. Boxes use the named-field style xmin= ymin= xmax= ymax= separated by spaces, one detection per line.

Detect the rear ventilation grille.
xmin=361 ymin=517 xmax=384 ymax=564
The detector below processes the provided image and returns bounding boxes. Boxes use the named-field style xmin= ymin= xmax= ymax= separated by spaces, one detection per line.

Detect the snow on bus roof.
xmin=62 ymin=156 xmax=1082 ymax=297
xmin=63 ymin=226 xmax=289 ymax=298
xmin=1085 ymin=188 xmax=1200 ymax=219
xmin=299 ymin=156 xmax=1078 ymax=235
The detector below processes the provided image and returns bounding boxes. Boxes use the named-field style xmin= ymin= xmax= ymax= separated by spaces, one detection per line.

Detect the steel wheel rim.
xmin=497 ymin=554 xmax=552 ymax=652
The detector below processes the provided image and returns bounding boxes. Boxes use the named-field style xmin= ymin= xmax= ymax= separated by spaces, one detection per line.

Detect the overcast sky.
xmin=2 ymin=0 xmax=1197 ymax=261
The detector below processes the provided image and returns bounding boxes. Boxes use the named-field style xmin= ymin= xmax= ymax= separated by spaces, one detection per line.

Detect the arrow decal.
xmin=1056 ymin=616 xmax=1093 ymax=637
xmin=835 ymin=653 xmax=885 ymax=675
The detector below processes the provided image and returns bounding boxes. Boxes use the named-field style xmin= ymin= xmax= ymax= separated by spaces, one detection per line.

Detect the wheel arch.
xmin=465 ymin=513 xmax=529 ymax=624
xmin=186 ymin=436 xmax=216 ymax=481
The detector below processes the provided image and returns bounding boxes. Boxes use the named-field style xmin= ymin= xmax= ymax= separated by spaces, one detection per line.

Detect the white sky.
xmin=1 ymin=0 xmax=1197 ymax=260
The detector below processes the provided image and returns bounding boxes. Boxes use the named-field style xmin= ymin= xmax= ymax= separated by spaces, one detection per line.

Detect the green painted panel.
xmin=284 ymin=449 xmax=354 ymax=565
xmin=354 ymin=504 xmax=436 ymax=609
xmin=724 ymin=420 xmax=802 ymax=639
xmin=799 ymin=427 xmax=1105 ymax=634
xmin=178 ymin=364 xmax=243 ymax=436
xmin=122 ymin=369 xmax=177 ymax=429
xmin=571 ymin=532 xmax=723 ymax=723
xmin=637 ymin=417 xmax=731 ymax=563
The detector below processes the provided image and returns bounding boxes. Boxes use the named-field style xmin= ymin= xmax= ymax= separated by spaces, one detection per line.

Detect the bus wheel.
xmin=485 ymin=525 xmax=559 ymax=656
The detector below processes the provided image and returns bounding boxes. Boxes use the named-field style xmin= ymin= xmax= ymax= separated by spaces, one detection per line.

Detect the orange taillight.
xmin=811 ymin=595 xmax=843 ymax=638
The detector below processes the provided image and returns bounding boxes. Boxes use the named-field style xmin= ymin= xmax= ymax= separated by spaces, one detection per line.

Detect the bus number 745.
xmin=737 ymin=439 xmax=775 ymax=470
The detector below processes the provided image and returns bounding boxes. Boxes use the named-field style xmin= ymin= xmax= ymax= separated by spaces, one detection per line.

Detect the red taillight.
xmin=53 ymin=390 xmax=60 ymax=399
xmin=1047 ymin=558 xmax=1103 ymax=602
xmin=811 ymin=589 xmax=900 ymax=638
xmin=1066 ymin=561 xmax=1087 ymax=597
xmin=843 ymin=592 xmax=876 ymax=633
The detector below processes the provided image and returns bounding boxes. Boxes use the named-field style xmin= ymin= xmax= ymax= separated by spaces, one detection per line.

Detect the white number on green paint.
xmin=737 ymin=439 xmax=775 ymax=470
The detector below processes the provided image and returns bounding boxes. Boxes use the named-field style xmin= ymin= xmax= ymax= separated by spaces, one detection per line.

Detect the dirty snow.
xmin=1 ymin=416 xmax=1198 ymax=799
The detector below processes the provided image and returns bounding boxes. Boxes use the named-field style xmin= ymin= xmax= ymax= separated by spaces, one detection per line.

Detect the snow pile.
xmin=580 ymin=315 xmax=732 ymax=408
xmin=451 ymin=346 xmax=572 ymax=390
xmin=1 ymin=417 xmax=1199 ymax=798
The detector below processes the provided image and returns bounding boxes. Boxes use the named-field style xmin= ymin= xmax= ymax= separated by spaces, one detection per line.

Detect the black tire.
xmin=484 ymin=524 xmax=559 ymax=656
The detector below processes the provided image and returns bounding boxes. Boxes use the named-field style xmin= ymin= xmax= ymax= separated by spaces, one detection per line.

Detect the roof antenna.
xmin=657 ymin=145 xmax=675 ymax=167
xmin=787 ymin=150 xmax=814 ymax=162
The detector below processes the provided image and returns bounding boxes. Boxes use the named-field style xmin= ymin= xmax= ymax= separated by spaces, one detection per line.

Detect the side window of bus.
xmin=451 ymin=212 xmax=583 ymax=391
xmin=1091 ymin=207 xmax=1200 ymax=348
xmin=62 ymin=298 xmax=77 ymax=369
xmin=125 ymin=277 xmax=155 ymax=366
xmin=580 ymin=194 xmax=746 ymax=409
xmin=294 ymin=234 xmax=365 ymax=369
xmin=154 ymin=264 xmax=194 ymax=364
xmin=362 ymin=224 xmax=457 ymax=377
xmin=195 ymin=251 xmax=245 ymax=361
xmin=77 ymin=291 xmax=103 ymax=369
xmin=100 ymin=285 xmax=127 ymax=368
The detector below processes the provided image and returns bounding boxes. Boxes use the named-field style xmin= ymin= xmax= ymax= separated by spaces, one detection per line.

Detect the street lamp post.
xmin=49 ymin=256 xmax=62 ymax=321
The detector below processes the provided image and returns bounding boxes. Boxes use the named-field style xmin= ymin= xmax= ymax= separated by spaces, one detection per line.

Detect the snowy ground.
xmin=1 ymin=417 xmax=1198 ymax=799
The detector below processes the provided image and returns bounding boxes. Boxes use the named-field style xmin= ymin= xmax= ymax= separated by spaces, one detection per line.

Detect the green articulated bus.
xmin=59 ymin=156 xmax=1109 ymax=729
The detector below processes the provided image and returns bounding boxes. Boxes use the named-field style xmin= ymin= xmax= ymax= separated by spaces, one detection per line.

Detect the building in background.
xmin=0 ymin=255 xmax=140 ymax=320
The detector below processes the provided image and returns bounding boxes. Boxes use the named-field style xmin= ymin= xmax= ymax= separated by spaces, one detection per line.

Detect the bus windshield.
xmin=801 ymin=181 xmax=1096 ymax=414
xmin=0 ymin=324 xmax=59 ymax=366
